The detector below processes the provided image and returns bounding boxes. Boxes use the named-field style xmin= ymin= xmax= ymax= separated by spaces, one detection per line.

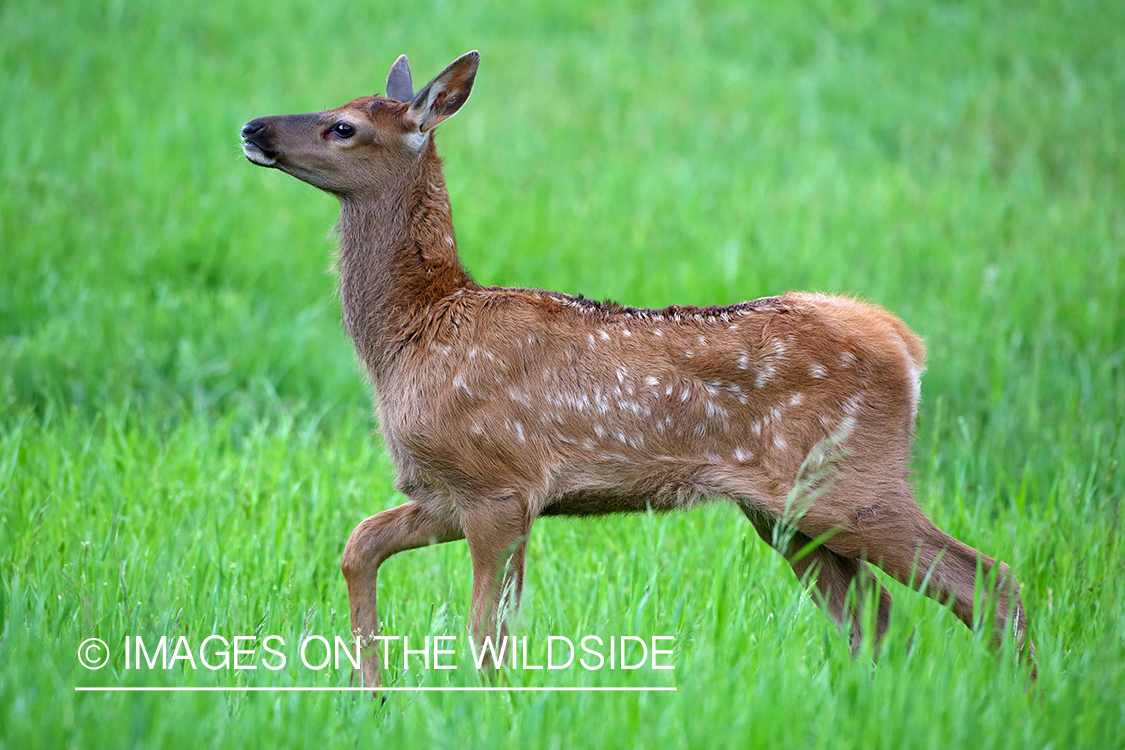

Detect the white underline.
xmin=75 ymin=686 xmax=676 ymax=693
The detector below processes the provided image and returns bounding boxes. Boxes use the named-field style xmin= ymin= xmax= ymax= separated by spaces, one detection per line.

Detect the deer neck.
xmin=335 ymin=142 xmax=474 ymax=377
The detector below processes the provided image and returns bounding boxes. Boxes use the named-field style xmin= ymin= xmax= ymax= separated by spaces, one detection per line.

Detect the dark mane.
xmin=485 ymin=286 xmax=783 ymax=321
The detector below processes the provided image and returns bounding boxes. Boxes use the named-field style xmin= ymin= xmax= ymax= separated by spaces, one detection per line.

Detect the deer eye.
xmin=332 ymin=122 xmax=355 ymax=138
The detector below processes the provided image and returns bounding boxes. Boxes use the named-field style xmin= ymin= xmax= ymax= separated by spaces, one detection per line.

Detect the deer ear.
xmin=386 ymin=55 xmax=414 ymax=102
xmin=405 ymin=51 xmax=479 ymax=134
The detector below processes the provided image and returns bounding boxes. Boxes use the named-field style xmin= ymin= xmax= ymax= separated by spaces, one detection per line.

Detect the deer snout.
xmin=241 ymin=119 xmax=278 ymax=167
xmin=241 ymin=119 xmax=267 ymax=139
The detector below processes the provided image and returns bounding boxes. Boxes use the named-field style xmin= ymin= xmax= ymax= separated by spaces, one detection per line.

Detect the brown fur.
xmin=241 ymin=51 xmax=1035 ymax=688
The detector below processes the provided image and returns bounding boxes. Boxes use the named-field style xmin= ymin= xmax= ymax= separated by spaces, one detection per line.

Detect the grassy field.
xmin=2 ymin=0 xmax=1123 ymax=746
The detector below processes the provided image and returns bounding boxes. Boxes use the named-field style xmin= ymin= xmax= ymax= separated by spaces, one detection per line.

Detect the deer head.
xmin=240 ymin=51 xmax=479 ymax=197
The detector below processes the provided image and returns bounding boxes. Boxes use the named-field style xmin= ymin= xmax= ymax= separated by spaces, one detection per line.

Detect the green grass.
xmin=2 ymin=0 xmax=1123 ymax=746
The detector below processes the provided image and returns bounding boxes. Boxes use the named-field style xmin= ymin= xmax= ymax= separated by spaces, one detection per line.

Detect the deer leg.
xmin=460 ymin=494 xmax=533 ymax=669
xmin=813 ymin=482 xmax=1036 ymax=672
xmin=742 ymin=505 xmax=893 ymax=652
xmin=864 ymin=519 xmax=1033 ymax=660
xmin=341 ymin=501 xmax=463 ymax=689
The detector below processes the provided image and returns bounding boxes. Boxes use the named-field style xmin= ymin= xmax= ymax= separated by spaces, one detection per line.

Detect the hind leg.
xmin=811 ymin=479 xmax=1035 ymax=667
xmin=868 ymin=517 xmax=1032 ymax=657
xmin=740 ymin=504 xmax=893 ymax=652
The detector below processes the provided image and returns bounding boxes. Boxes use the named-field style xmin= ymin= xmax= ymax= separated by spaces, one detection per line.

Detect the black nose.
xmin=241 ymin=119 xmax=267 ymax=139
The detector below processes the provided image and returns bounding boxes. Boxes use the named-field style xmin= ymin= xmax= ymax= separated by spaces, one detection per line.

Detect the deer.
xmin=241 ymin=50 xmax=1035 ymax=689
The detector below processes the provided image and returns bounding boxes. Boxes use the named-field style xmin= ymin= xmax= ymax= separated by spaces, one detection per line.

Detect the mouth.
xmin=242 ymin=141 xmax=278 ymax=167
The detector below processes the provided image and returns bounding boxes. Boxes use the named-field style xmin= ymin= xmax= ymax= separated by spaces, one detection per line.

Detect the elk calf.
xmin=242 ymin=51 xmax=1035 ymax=687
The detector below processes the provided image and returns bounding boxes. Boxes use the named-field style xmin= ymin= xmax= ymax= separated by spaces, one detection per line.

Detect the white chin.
xmin=242 ymin=143 xmax=277 ymax=167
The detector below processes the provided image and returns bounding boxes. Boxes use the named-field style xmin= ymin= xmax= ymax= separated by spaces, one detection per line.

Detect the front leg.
xmin=460 ymin=494 xmax=534 ymax=669
xmin=341 ymin=501 xmax=463 ymax=690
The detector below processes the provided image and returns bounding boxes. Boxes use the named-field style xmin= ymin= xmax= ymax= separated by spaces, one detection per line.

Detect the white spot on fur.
xmin=453 ymin=372 xmax=472 ymax=397
xmin=513 ymin=421 xmax=525 ymax=442
xmin=732 ymin=448 xmax=752 ymax=463
xmin=841 ymin=351 xmax=857 ymax=367
xmin=445 ymin=235 xmax=454 ymax=246
xmin=789 ymin=392 xmax=804 ymax=407
xmin=736 ymin=354 xmax=749 ymax=370
xmin=598 ymin=329 xmax=611 ymax=341
xmin=772 ymin=433 xmax=788 ymax=451
xmin=755 ymin=363 xmax=775 ymax=389
xmin=645 ymin=376 xmax=660 ymax=388
xmin=653 ymin=329 xmax=664 ymax=337
xmin=809 ymin=363 xmax=827 ymax=379
xmin=622 ymin=329 xmax=632 ymax=337
xmin=705 ymin=401 xmax=728 ymax=419
xmin=908 ymin=363 xmax=925 ymax=420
